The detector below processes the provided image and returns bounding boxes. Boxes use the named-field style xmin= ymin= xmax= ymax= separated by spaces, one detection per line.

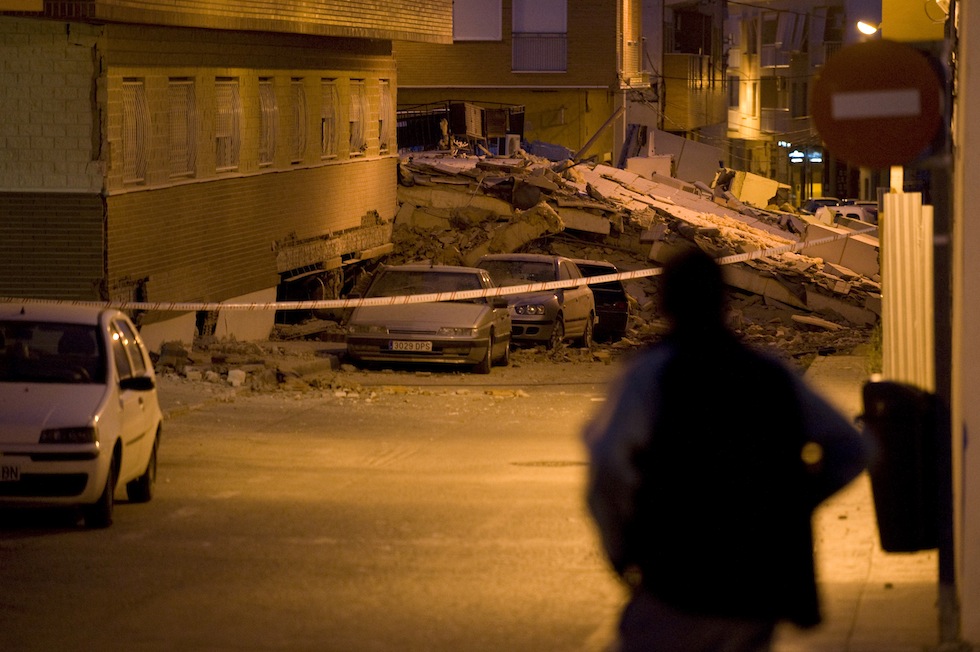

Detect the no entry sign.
xmin=811 ymin=39 xmax=944 ymax=168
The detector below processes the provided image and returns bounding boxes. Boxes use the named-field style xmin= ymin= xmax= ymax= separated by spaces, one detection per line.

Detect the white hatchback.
xmin=0 ymin=303 xmax=162 ymax=527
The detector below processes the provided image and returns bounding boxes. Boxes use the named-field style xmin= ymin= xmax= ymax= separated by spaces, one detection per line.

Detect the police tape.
xmin=0 ymin=226 xmax=876 ymax=312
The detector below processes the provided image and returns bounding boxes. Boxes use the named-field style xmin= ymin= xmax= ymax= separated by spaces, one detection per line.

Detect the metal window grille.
xmin=511 ymin=32 xmax=567 ymax=72
xmin=349 ymin=80 xmax=366 ymax=155
xmin=321 ymin=79 xmax=338 ymax=159
xmin=215 ymin=79 xmax=241 ymax=172
xmin=291 ymin=79 xmax=307 ymax=163
xmin=258 ymin=79 xmax=277 ymax=166
xmin=121 ymin=80 xmax=147 ymax=184
xmin=168 ymin=79 xmax=196 ymax=178
xmin=378 ymin=79 xmax=394 ymax=153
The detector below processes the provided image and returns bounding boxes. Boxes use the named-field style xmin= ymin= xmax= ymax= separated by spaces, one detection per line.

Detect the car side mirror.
xmin=491 ymin=296 xmax=510 ymax=309
xmin=120 ymin=375 xmax=156 ymax=392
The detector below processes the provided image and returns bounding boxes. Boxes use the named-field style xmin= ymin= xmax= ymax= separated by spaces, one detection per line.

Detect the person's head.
xmin=660 ymin=247 xmax=727 ymax=334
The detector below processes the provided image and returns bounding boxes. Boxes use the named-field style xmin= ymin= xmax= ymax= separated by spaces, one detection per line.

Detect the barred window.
xmin=378 ymin=79 xmax=394 ymax=154
xmin=258 ymin=78 xmax=278 ymax=167
xmin=121 ymin=79 xmax=148 ymax=184
xmin=349 ymin=80 xmax=367 ymax=156
xmin=321 ymin=79 xmax=338 ymax=159
xmin=512 ymin=0 xmax=567 ymax=72
xmin=168 ymin=79 xmax=196 ymax=178
xmin=215 ymin=78 xmax=241 ymax=172
xmin=290 ymin=79 xmax=307 ymax=164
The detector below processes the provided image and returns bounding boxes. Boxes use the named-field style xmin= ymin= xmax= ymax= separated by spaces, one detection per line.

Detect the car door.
xmin=109 ymin=319 xmax=154 ymax=481
xmin=558 ymin=260 xmax=593 ymax=336
xmin=480 ymin=271 xmax=511 ymax=342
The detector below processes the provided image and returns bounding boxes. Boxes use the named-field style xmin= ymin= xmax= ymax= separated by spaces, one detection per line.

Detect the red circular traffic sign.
xmin=811 ymin=39 xmax=944 ymax=168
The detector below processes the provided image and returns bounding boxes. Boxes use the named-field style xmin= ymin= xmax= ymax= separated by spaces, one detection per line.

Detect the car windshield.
xmin=480 ymin=261 xmax=555 ymax=286
xmin=366 ymin=270 xmax=484 ymax=298
xmin=0 ymin=321 xmax=106 ymax=384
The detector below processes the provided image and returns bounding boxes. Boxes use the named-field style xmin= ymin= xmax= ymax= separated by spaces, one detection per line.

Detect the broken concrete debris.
xmin=393 ymin=150 xmax=880 ymax=335
xmin=157 ymin=150 xmax=878 ymax=390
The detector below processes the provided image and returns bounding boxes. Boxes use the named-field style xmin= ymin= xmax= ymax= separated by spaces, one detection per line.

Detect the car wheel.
xmin=547 ymin=315 xmax=565 ymax=350
xmin=577 ymin=313 xmax=594 ymax=349
xmin=127 ymin=433 xmax=158 ymax=503
xmin=84 ymin=455 xmax=117 ymax=529
xmin=473 ymin=335 xmax=493 ymax=374
xmin=495 ymin=338 xmax=510 ymax=367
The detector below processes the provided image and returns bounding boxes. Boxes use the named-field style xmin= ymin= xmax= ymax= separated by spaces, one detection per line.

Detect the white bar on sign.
xmin=831 ymin=88 xmax=921 ymax=120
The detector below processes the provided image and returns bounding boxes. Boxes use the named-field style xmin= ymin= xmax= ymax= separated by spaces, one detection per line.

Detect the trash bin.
xmin=860 ymin=380 xmax=940 ymax=552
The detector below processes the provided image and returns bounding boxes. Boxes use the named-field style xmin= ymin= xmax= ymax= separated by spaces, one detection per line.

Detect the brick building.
xmin=0 ymin=1 xmax=452 ymax=350
xmin=393 ymin=0 xmax=648 ymax=166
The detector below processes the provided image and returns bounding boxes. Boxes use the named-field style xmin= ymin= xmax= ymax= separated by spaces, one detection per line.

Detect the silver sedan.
xmin=345 ymin=264 xmax=512 ymax=374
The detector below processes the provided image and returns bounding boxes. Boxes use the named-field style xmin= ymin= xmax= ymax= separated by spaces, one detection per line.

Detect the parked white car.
xmin=0 ymin=303 xmax=162 ymax=527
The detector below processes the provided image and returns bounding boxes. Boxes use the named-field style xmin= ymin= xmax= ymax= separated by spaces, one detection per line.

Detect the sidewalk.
xmin=775 ymin=354 xmax=940 ymax=652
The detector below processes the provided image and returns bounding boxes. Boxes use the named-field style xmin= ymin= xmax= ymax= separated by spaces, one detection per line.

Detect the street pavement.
xmin=155 ymin=348 xmax=949 ymax=651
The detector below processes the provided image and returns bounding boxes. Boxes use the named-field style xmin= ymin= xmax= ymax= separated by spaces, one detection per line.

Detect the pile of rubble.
xmin=386 ymin=149 xmax=879 ymax=366
xmin=160 ymin=150 xmax=879 ymax=388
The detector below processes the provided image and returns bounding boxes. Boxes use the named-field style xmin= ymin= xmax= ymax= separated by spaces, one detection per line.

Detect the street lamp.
xmin=857 ymin=20 xmax=880 ymax=35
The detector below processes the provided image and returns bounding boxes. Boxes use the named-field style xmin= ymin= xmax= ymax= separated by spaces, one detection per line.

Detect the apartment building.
xmin=723 ymin=0 xmax=888 ymax=204
xmin=393 ymin=0 xmax=647 ymax=166
xmin=0 ymin=1 xmax=452 ymax=349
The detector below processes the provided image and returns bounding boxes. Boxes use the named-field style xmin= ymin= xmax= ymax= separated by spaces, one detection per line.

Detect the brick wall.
xmin=20 ymin=0 xmax=453 ymax=43
xmin=106 ymin=158 xmax=397 ymax=304
xmin=0 ymin=17 xmax=104 ymax=191
xmin=0 ymin=192 xmax=105 ymax=300
xmin=1 ymin=14 xmax=402 ymax=312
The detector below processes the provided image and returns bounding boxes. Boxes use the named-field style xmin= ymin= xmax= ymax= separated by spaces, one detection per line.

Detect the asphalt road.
xmin=0 ymin=360 xmax=627 ymax=652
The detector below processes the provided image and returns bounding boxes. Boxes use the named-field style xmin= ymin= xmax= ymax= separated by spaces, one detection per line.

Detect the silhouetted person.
xmin=584 ymin=247 xmax=868 ymax=652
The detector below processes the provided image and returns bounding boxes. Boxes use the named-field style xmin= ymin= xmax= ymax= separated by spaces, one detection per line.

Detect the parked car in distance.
xmin=801 ymin=196 xmax=841 ymax=214
xmin=476 ymin=253 xmax=595 ymax=349
xmin=571 ymin=259 xmax=631 ymax=342
xmin=345 ymin=264 xmax=511 ymax=374
xmin=0 ymin=303 xmax=162 ymax=528
xmin=843 ymin=199 xmax=880 ymax=224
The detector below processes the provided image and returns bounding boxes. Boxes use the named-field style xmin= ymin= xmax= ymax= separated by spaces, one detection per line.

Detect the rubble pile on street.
xmin=389 ymin=150 xmax=879 ymax=363
xmin=156 ymin=150 xmax=880 ymax=390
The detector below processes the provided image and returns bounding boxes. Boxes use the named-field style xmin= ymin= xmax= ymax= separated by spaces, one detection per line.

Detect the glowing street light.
xmin=857 ymin=20 xmax=880 ymax=36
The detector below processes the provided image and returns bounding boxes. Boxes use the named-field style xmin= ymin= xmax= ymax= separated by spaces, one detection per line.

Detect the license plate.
xmin=1 ymin=461 xmax=21 ymax=482
xmin=391 ymin=340 xmax=432 ymax=352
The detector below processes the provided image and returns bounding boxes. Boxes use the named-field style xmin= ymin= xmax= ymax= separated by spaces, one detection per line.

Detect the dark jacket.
xmin=584 ymin=333 xmax=868 ymax=628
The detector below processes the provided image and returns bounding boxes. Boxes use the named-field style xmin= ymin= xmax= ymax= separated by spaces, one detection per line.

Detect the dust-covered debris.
xmin=390 ymin=150 xmax=876 ymax=359
xmin=160 ymin=150 xmax=877 ymax=393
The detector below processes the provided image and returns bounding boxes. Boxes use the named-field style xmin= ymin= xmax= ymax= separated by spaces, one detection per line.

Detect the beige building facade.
xmin=394 ymin=0 xmax=647 ymax=166
xmin=0 ymin=1 xmax=452 ymax=350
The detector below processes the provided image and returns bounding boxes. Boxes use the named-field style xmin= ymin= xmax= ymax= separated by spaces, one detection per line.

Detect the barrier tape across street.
xmin=0 ymin=226 xmax=876 ymax=312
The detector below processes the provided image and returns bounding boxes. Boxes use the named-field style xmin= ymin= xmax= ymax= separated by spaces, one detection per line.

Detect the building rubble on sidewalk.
xmin=380 ymin=149 xmax=880 ymax=362
xmin=158 ymin=149 xmax=881 ymax=389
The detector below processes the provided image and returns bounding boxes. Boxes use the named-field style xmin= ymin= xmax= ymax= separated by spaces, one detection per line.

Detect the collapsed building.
xmin=316 ymin=148 xmax=881 ymax=363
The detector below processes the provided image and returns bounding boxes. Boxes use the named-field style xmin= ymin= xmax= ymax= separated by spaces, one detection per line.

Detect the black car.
xmin=571 ymin=259 xmax=630 ymax=342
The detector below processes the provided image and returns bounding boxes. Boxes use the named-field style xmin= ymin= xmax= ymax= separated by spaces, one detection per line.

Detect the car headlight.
xmin=40 ymin=427 xmax=97 ymax=444
xmin=438 ymin=326 xmax=478 ymax=337
xmin=514 ymin=304 xmax=546 ymax=315
xmin=347 ymin=324 xmax=389 ymax=335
